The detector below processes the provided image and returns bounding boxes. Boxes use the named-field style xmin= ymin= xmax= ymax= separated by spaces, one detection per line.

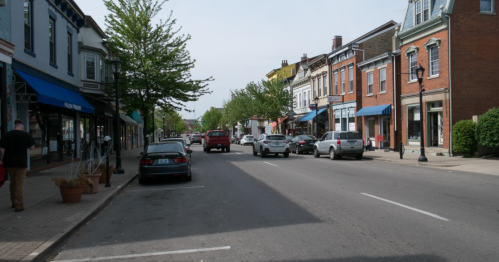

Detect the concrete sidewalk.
xmin=0 ymin=148 xmax=142 ymax=262
xmin=363 ymin=150 xmax=499 ymax=176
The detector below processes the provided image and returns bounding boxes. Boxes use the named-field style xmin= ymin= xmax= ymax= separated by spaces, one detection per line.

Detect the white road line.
xmin=55 ymin=246 xmax=231 ymax=262
xmin=236 ymin=153 xmax=242 ymax=154
xmin=129 ymin=186 xmax=205 ymax=192
xmin=264 ymin=161 xmax=278 ymax=167
xmin=361 ymin=193 xmax=449 ymax=221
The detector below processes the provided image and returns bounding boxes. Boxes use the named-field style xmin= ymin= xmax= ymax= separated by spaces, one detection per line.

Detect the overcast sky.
xmin=77 ymin=0 xmax=407 ymax=120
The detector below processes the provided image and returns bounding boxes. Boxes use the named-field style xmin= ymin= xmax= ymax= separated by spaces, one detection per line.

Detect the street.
xmin=53 ymin=140 xmax=499 ymax=262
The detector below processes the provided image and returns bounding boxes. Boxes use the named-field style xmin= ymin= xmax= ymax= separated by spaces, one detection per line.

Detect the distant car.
xmin=289 ymin=135 xmax=317 ymax=154
xmin=195 ymin=132 xmax=200 ymax=135
xmin=203 ymin=130 xmax=231 ymax=153
xmin=253 ymin=134 xmax=290 ymax=158
xmin=163 ymin=138 xmax=192 ymax=158
xmin=313 ymin=131 xmax=364 ymax=160
xmin=231 ymin=135 xmax=240 ymax=144
xmin=138 ymin=142 xmax=192 ymax=184
xmin=239 ymin=135 xmax=255 ymax=146
xmin=189 ymin=135 xmax=202 ymax=144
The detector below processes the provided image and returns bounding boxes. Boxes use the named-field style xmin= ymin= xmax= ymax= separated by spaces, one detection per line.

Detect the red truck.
xmin=203 ymin=130 xmax=231 ymax=153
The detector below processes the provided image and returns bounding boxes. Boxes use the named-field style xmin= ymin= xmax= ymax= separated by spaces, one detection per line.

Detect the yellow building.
xmin=266 ymin=60 xmax=298 ymax=81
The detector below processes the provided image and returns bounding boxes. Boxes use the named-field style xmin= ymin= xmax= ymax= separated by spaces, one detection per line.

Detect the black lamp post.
xmin=314 ymin=96 xmax=319 ymax=138
xmin=162 ymin=114 xmax=165 ymax=139
xmin=416 ymin=64 xmax=428 ymax=162
xmin=111 ymin=57 xmax=125 ymax=174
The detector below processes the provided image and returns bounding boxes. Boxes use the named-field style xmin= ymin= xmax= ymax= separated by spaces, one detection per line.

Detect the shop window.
xmin=341 ymin=70 xmax=345 ymax=94
xmin=380 ymin=68 xmax=386 ymax=93
xmin=368 ymin=119 xmax=375 ymax=139
xmin=24 ymin=0 xmax=33 ymax=51
xmin=408 ymin=106 xmax=421 ymax=141
xmin=481 ymin=0 xmax=493 ymax=12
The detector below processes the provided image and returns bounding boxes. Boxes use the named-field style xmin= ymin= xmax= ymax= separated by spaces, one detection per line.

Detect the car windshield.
xmin=208 ymin=131 xmax=225 ymax=137
xmin=340 ymin=133 xmax=362 ymax=139
xmin=147 ymin=143 xmax=183 ymax=153
xmin=245 ymin=136 xmax=254 ymax=138
xmin=267 ymin=135 xmax=286 ymax=140
xmin=302 ymin=136 xmax=316 ymax=140
xmin=166 ymin=139 xmax=185 ymax=145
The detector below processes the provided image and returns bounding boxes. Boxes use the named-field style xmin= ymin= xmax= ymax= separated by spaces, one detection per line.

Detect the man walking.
xmin=0 ymin=120 xmax=35 ymax=212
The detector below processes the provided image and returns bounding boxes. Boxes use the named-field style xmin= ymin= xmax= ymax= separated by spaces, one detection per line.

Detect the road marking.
xmin=264 ymin=161 xmax=278 ymax=167
xmin=55 ymin=246 xmax=231 ymax=262
xmin=129 ymin=186 xmax=205 ymax=192
xmin=361 ymin=193 xmax=449 ymax=221
xmin=236 ymin=153 xmax=242 ymax=154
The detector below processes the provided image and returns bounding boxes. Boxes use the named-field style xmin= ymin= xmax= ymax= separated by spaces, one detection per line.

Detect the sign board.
xmin=309 ymin=104 xmax=317 ymax=110
xmin=328 ymin=96 xmax=341 ymax=102
xmin=265 ymin=124 xmax=272 ymax=134
xmin=349 ymin=123 xmax=356 ymax=131
xmin=376 ymin=135 xmax=384 ymax=142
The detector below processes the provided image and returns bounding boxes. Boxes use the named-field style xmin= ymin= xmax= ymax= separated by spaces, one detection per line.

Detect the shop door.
xmin=48 ymin=116 xmax=61 ymax=161
xmin=438 ymin=112 xmax=444 ymax=146
xmin=381 ymin=118 xmax=390 ymax=148
xmin=430 ymin=113 xmax=439 ymax=147
xmin=366 ymin=118 xmax=375 ymax=147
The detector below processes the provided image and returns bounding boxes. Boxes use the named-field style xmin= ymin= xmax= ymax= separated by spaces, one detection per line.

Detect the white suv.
xmin=239 ymin=135 xmax=255 ymax=146
xmin=253 ymin=134 xmax=290 ymax=158
xmin=313 ymin=131 xmax=364 ymax=160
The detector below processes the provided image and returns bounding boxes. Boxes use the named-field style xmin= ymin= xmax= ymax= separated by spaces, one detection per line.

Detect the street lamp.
xmin=314 ymin=96 xmax=319 ymax=138
xmin=111 ymin=57 xmax=125 ymax=174
xmin=416 ymin=64 xmax=428 ymax=162
xmin=162 ymin=114 xmax=165 ymax=139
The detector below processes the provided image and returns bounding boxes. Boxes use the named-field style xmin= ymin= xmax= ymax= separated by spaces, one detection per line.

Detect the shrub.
xmin=475 ymin=108 xmax=499 ymax=148
xmin=452 ymin=120 xmax=477 ymax=155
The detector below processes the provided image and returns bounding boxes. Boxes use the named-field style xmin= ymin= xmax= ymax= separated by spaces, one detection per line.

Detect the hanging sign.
xmin=327 ymin=96 xmax=341 ymax=102
xmin=309 ymin=104 xmax=317 ymax=110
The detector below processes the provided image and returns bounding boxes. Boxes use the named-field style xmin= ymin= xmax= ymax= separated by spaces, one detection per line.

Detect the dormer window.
xmin=481 ymin=0 xmax=493 ymax=13
xmin=415 ymin=0 xmax=430 ymax=25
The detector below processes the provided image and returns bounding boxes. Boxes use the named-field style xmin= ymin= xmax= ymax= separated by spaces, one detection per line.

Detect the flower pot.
xmin=59 ymin=186 xmax=84 ymax=203
xmin=83 ymin=173 xmax=101 ymax=194
xmin=98 ymin=169 xmax=113 ymax=184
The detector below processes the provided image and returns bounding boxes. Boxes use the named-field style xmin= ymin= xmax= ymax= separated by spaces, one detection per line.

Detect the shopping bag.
xmin=0 ymin=164 xmax=5 ymax=188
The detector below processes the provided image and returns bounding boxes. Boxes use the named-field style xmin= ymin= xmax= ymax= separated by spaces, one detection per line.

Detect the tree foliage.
xmin=201 ymin=107 xmax=223 ymax=131
xmin=452 ymin=120 xmax=477 ymax=155
xmin=475 ymin=107 xmax=499 ymax=148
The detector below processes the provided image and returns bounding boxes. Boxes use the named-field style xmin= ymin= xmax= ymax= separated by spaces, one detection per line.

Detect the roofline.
xmin=85 ymin=16 xmax=108 ymax=39
xmin=356 ymin=23 xmax=401 ymax=44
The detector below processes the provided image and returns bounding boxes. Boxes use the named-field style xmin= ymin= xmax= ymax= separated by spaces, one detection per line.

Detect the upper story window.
xmin=317 ymin=78 xmax=321 ymax=97
xmin=49 ymin=19 xmax=56 ymax=64
xmin=323 ymin=75 xmax=327 ymax=96
xmin=415 ymin=0 xmax=430 ymax=25
xmin=100 ymin=58 xmax=105 ymax=82
xmin=409 ymin=53 xmax=418 ymax=81
xmin=334 ymin=72 xmax=338 ymax=95
xmin=67 ymin=33 xmax=73 ymax=73
xmin=367 ymin=72 xmax=373 ymax=95
xmin=429 ymin=46 xmax=439 ymax=76
xmin=380 ymin=68 xmax=386 ymax=93
xmin=481 ymin=0 xmax=493 ymax=12
xmin=313 ymin=80 xmax=316 ymax=97
xmin=340 ymin=54 xmax=346 ymax=61
xmin=348 ymin=66 xmax=354 ymax=93
xmin=85 ymin=53 xmax=96 ymax=80
xmin=24 ymin=0 xmax=33 ymax=51
xmin=341 ymin=69 xmax=345 ymax=94
xmin=299 ymin=93 xmax=302 ymax=108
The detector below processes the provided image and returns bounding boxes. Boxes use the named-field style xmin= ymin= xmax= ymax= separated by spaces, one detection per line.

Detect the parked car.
xmin=163 ymin=138 xmax=192 ymax=158
xmin=253 ymin=134 xmax=290 ymax=158
xmin=203 ymin=130 xmax=231 ymax=153
xmin=289 ymin=135 xmax=317 ymax=154
xmin=313 ymin=131 xmax=364 ymax=160
xmin=239 ymin=135 xmax=255 ymax=146
xmin=285 ymin=135 xmax=293 ymax=141
xmin=138 ymin=142 xmax=192 ymax=184
xmin=189 ymin=135 xmax=202 ymax=144
xmin=231 ymin=135 xmax=240 ymax=144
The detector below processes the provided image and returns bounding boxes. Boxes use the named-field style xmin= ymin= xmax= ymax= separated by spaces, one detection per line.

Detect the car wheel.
xmin=274 ymin=153 xmax=278 ymax=156
xmin=314 ymin=148 xmax=320 ymax=158
xmin=207 ymin=148 xmax=211 ymax=153
xmin=355 ymin=154 xmax=363 ymax=160
xmin=260 ymin=147 xmax=266 ymax=158
xmin=185 ymin=169 xmax=192 ymax=181
xmin=330 ymin=148 xmax=338 ymax=160
xmin=222 ymin=148 xmax=225 ymax=152
xmin=226 ymin=147 xmax=231 ymax=152
xmin=138 ymin=177 xmax=146 ymax=184
xmin=253 ymin=146 xmax=258 ymax=156
xmin=284 ymin=153 xmax=289 ymax=158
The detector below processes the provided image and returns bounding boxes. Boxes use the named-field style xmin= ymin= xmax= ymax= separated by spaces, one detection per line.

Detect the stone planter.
xmin=83 ymin=173 xmax=101 ymax=194
xmin=59 ymin=186 xmax=84 ymax=203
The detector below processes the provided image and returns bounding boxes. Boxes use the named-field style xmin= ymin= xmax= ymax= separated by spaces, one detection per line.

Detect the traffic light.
xmin=203 ymin=121 xmax=206 ymax=125
xmin=194 ymin=121 xmax=197 ymax=125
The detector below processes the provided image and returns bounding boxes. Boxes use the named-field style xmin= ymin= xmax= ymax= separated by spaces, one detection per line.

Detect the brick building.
xmin=396 ymin=0 xmax=499 ymax=155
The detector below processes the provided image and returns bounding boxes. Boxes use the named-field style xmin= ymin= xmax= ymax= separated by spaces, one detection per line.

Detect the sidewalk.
xmin=0 ymin=148 xmax=142 ymax=262
xmin=363 ymin=150 xmax=499 ymax=176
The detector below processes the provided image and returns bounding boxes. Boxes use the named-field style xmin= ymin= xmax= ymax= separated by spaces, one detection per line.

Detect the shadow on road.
xmin=253 ymin=254 xmax=448 ymax=262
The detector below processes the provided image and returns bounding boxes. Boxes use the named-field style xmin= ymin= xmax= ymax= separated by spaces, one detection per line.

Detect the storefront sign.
xmin=64 ymin=102 xmax=82 ymax=111
xmin=265 ymin=124 xmax=272 ymax=134
xmin=328 ymin=96 xmax=341 ymax=102
xmin=349 ymin=123 xmax=355 ymax=131
xmin=335 ymin=123 xmax=341 ymax=131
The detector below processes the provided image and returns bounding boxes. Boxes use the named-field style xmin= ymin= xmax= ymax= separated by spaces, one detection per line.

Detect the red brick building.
xmin=397 ymin=0 xmax=499 ymax=155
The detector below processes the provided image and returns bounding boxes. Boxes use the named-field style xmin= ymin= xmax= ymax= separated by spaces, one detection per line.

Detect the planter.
xmin=83 ymin=173 xmax=101 ymax=194
xmin=98 ymin=169 xmax=113 ymax=184
xmin=59 ymin=186 xmax=84 ymax=203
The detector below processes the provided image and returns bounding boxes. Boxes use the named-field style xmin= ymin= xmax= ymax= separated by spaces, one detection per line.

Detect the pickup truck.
xmin=203 ymin=130 xmax=231 ymax=153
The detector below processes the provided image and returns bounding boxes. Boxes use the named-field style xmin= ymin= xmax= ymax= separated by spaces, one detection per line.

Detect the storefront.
xmin=299 ymin=108 xmax=328 ymax=138
xmin=332 ymin=101 xmax=357 ymax=132
xmin=356 ymin=104 xmax=392 ymax=149
xmin=120 ymin=114 xmax=138 ymax=150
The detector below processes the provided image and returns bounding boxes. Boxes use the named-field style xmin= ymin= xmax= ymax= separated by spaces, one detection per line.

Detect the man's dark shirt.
xmin=0 ymin=130 xmax=35 ymax=168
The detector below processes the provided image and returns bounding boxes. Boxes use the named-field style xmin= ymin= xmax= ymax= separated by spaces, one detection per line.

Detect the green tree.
xmin=475 ymin=108 xmax=499 ymax=148
xmin=104 ymin=0 xmax=213 ymax=149
xmin=246 ymin=77 xmax=291 ymax=123
xmin=452 ymin=120 xmax=477 ymax=155
xmin=202 ymin=107 xmax=223 ymax=131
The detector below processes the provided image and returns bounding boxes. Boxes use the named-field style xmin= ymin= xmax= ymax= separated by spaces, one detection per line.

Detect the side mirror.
xmin=187 ymin=150 xmax=193 ymax=154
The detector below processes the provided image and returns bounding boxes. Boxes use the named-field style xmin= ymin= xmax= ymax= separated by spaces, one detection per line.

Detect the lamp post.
xmin=111 ymin=57 xmax=124 ymax=174
xmin=416 ymin=64 xmax=428 ymax=162
xmin=314 ymin=96 xmax=319 ymax=138
xmin=162 ymin=114 xmax=165 ymax=139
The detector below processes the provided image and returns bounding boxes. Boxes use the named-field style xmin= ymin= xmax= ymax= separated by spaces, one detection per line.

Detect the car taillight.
xmin=337 ymin=139 xmax=341 ymax=145
xmin=185 ymin=147 xmax=188 ymax=152
xmin=173 ymin=157 xmax=188 ymax=163
xmin=299 ymin=141 xmax=307 ymax=145
xmin=140 ymin=159 xmax=154 ymax=165
xmin=263 ymin=140 xmax=270 ymax=144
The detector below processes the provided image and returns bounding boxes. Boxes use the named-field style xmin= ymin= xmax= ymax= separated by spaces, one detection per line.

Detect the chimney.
xmin=332 ymin=36 xmax=342 ymax=51
xmin=281 ymin=60 xmax=288 ymax=68
xmin=301 ymin=53 xmax=308 ymax=62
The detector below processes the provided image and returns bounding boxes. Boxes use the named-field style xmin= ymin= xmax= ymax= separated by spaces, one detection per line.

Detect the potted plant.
xmin=96 ymin=163 xmax=117 ymax=184
xmin=52 ymin=174 xmax=93 ymax=203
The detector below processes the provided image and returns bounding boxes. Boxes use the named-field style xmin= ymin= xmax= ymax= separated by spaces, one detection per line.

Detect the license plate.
xmin=158 ymin=159 xmax=169 ymax=164
xmin=274 ymin=143 xmax=280 ymax=146
xmin=218 ymin=144 xmax=222 ymax=146
xmin=349 ymin=142 xmax=356 ymax=145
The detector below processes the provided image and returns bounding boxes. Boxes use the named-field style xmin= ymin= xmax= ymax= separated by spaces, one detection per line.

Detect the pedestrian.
xmin=365 ymin=138 xmax=372 ymax=152
xmin=0 ymin=120 xmax=35 ymax=212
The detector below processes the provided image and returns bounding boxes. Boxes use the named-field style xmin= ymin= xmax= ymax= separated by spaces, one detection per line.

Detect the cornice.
xmin=401 ymin=87 xmax=447 ymax=99
xmin=291 ymin=76 xmax=311 ymax=88
xmin=398 ymin=16 xmax=447 ymax=46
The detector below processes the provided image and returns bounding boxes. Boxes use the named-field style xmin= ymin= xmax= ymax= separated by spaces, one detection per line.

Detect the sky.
xmin=76 ymin=0 xmax=407 ymax=120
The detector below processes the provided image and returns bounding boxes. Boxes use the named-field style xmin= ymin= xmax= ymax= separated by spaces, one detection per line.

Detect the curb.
xmin=21 ymin=173 xmax=138 ymax=262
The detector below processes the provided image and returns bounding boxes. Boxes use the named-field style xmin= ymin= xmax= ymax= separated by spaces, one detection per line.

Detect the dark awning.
xmin=85 ymin=97 xmax=115 ymax=118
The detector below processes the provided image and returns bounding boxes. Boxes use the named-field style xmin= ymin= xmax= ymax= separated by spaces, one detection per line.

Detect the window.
xmin=481 ymin=0 xmax=493 ymax=12
xmin=423 ymin=0 xmax=429 ymax=21
xmin=334 ymin=72 xmax=338 ymax=95
xmin=408 ymin=106 xmax=421 ymax=141
xmin=416 ymin=0 xmax=422 ymax=25
xmin=49 ymin=19 xmax=55 ymax=64
xmin=410 ymin=53 xmax=418 ymax=81
xmin=341 ymin=70 xmax=345 ymax=94
xmin=313 ymin=80 xmax=316 ymax=97
xmin=303 ymin=92 xmax=306 ymax=107
xmin=348 ymin=67 xmax=354 ymax=93
xmin=67 ymin=33 xmax=73 ymax=73
xmin=100 ymin=59 xmax=105 ymax=82
xmin=317 ymin=78 xmax=321 ymax=97
xmin=299 ymin=93 xmax=302 ymax=107
xmin=85 ymin=54 xmax=96 ymax=80
xmin=308 ymin=91 xmax=310 ymax=106
xmin=415 ymin=0 xmax=430 ymax=25
xmin=323 ymin=75 xmax=327 ymax=96
xmin=380 ymin=68 xmax=386 ymax=93
xmin=367 ymin=72 xmax=373 ymax=95
xmin=24 ymin=0 xmax=32 ymax=51
xmin=429 ymin=46 xmax=439 ymax=76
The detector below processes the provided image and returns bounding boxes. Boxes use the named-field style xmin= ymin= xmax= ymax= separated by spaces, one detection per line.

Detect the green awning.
xmin=129 ymin=111 xmax=142 ymax=123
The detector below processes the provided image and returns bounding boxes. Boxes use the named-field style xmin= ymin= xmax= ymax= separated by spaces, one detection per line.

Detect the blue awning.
xmin=129 ymin=111 xmax=142 ymax=123
xmin=356 ymin=104 xmax=391 ymax=117
xmin=15 ymin=70 xmax=94 ymax=114
xmin=299 ymin=108 xmax=327 ymax=122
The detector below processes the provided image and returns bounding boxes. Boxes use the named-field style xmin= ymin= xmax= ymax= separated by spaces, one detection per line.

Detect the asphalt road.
xmin=53 ymin=139 xmax=499 ymax=262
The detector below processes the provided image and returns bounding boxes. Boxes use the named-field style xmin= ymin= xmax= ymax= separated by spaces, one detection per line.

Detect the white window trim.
xmin=480 ymin=0 xmax=496 ymax=14
xmin=408 ymin=52 xmax=418 ymax=83
xmin=340 ymin=69 xmax=346 ymax=95
xmin=367 ymin=72 xmax=373 ymax=96
xmin=348 ymin=66 xmax=354 ymax=94
xmin=334 ymin=72 xmax=338 ymax=95
xmin=428 ymin=45 xmax=439 ymax=77
xmin=414 ymin=0 xmax=431 ymax=26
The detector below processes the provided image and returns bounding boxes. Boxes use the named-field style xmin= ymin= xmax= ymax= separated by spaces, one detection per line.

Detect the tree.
xmin=201 ymin=107 xmax=223 ymax=131
xmin=475 ymin=108 xmax=499 ymax=148
xmin=246 ymin=77 xmax=291 ymax=123
xmin=452 ymin=120 xmax=477 ymax=155
xmin=104 ymin=0 xmax=213 ymax=149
